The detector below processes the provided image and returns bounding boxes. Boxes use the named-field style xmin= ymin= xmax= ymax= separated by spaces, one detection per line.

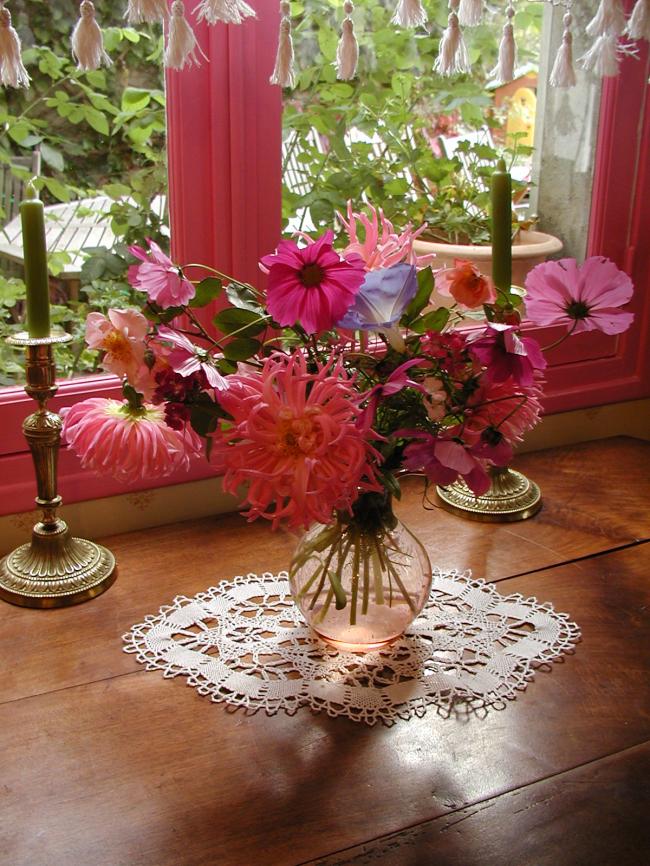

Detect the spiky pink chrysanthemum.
xmin=128 ymin=239 xmax=195 ymax=309
xmin=62 ymin=398 xmax=202 ymax=483
xmin=524 ymin=257 xmax=634 ymax=336
xmin=259 ymin=230 xmax=366 ymax=334
xmin=338 ymin=202 xmax=436 ymax=270
xmin=215 ymin=352 xmax=382 ymax=529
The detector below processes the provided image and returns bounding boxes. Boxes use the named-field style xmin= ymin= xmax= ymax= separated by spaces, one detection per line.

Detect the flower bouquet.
xmin=63 ymin=205 xmax=634 ymax=650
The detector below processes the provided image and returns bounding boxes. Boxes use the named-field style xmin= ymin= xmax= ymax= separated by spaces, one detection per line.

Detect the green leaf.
xmin=189 ymin=277 xmax=222 ymax=308
xmin=103 ymin=182 xmax=131 ymax=200
xmin=224 ymin=282 xmax=263 ymax=313
xmin=410 ymin=306 xmax=450 ymax=334
xmin=222 ymin=337 xmax=260 ymax=362
xmin=39 ymin=142 xmax=64 ymax=172
xmin=401 ymin=267 xmax=434 ymax=324
xmin=213 ymin=307 xmax=268 ymax=338
xmin=121 ymin=87 xmax=151 ymax=112
xmin=190 ymin=396 xmax=223 ymax=438
xmin=83 ymin=106 xmax=110 ymax=136
xmin=43 ymin=177 xmax=71 ymax=202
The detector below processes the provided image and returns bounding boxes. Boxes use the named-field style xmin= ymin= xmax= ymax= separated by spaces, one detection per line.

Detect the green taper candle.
xmin=491 ymin=158 xmax=512 ymax=293
xmin=20 ymin=181 xmax=51 ymax=338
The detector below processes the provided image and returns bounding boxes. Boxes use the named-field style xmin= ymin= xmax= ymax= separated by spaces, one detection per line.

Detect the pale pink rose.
xmin=62 ymin=397 xmax=202 ymax=483
xmin=85 ymin=309 xmax=149 ymax=383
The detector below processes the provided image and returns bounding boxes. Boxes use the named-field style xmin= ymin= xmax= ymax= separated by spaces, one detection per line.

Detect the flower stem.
xmin=362 ymin=535 xmax=370 ymax=616
xmin=350 ymin=529 xmax=360 ymax=626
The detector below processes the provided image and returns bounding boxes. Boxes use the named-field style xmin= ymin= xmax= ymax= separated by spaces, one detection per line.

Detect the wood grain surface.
xmin=1 ymin=437 xmax=649 ymax=866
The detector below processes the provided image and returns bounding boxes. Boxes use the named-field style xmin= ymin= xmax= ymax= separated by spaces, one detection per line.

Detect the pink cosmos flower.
xmin=524 ymin=257 xmax=634 ymax=336
xmin=465 ymin=378 xmax=543 ymax=447
xmin=338 ymin=202 xmax=436 ymax=270
xmin=62 ymin=398 xmax=202 ymax=483
xmin=435 ymin=261 xmax=496 ymax=309
xmin=403 ymin=429 xmax=491 ymax=495
xmin=155 ymin=326 xmax=228 ymax=390
xmin=215 ymin=352 xmax=382 ymax=529
xmin=469 ymin=323 xmax=546 ymax=387
xmin=85 ymin=309 xmax=149 ymax=383
xmin=128 ymin=239 xmax=195 ymax=309
xmin=259 ymin=230 xmax=366 ymax=334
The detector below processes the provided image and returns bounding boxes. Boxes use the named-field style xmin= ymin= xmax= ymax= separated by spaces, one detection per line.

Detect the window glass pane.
xmin=282 ymin=0 xmax=544 ymax=243
xmin=0 ymin=1 xmax=167 ymax=387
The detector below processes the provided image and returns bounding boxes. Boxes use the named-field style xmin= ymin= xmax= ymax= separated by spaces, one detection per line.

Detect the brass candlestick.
xmin=436 ymin=465 xmax=542 ymax=523
xmin=0 ymin=331 xmax=116 ymax=608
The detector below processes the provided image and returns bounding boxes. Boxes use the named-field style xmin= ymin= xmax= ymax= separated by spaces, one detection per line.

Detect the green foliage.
xmin=283 ymin=0 xmax=542 ymax=243
xmin=0 ymin=1 xmax=166 ymax=384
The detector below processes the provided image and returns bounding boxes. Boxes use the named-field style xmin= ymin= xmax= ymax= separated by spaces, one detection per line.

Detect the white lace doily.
xmin=123 ymin=569 xmax=580 ymax=725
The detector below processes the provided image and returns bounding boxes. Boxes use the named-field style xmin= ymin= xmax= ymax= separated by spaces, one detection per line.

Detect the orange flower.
xmin=435 ymin=261 xmax=496 ymax=309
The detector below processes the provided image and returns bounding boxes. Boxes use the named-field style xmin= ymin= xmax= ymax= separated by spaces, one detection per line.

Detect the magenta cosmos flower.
xmin=128 ymin=239 xmax=195 ymax=309
xmin=259 ymin=230 xmax=366 ymax=334
xmin=524 ymin=257 xmax=634 ymax=335
xmin=155 ymin=326 xmax=228 ymax=390
xmin=469 ymin=323 xmax=546 ymax=387
xmin=403 ymin=430 xmax=491 ymax=496
xmin=63 ymin=398 xmax=202 ymax=483
xmin=215 ymin=352 xmax=382 ymax=529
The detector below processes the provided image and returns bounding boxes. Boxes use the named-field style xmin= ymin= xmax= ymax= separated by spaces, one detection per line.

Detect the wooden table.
xmin=1 ymin=437 xmax=649 ymax=866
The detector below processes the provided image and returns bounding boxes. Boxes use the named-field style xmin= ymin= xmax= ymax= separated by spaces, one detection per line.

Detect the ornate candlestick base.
xmin=436 ymin=466 xmax=542 ymax=523
xmin=0 ymin=331 xmax=116 ymax=608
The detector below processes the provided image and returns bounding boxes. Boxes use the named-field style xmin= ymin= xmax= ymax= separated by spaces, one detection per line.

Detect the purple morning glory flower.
xmin=336 ymin=263 xmax=418 ymax=331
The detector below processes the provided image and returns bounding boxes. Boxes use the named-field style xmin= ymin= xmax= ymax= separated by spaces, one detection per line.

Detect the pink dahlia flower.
xmin=259 ymin=230 xmax=366 ymax=334
xmin=435 ymin=261 xmax=496 ymax=309
xmin=215 ymin=352 xmax=382 ymax=529
xmin=155 ymin=326 xmax=228 ymax=390
xmin=338 ymin=202 xmax=436 ymax=270
xmin=128 ymin=239 xmax=195 ymax=309
xmin=85 ymin=309 xmax=149 ymax=383
xmin=469 ymin=323 xmax=546 ymax=387
xmin=62 ymin=398 xmax=202 ymax=483
xmin=524 ymin=257 xmax=634 ymax=335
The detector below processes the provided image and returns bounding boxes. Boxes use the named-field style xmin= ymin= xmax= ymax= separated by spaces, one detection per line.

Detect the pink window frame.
xmin=0 ymin=1 xmax=647 ymax=516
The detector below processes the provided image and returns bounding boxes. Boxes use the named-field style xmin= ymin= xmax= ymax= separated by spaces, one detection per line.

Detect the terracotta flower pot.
xmin=412 ymin=229 xmax=563 ymax=287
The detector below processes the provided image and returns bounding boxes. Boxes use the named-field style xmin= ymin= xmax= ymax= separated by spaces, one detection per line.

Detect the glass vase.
xmin=289 ymin=492 xmax=432 ymax=652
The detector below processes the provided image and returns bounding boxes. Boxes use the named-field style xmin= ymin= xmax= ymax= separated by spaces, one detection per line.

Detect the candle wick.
xmin=25 ymin=179 xmax=39 ymax=199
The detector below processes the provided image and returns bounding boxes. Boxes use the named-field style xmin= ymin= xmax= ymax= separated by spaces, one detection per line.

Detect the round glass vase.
xmin=289 ymin=492 xmax=432 ymax=652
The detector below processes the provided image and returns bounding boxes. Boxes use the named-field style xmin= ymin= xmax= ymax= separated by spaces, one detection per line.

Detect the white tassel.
xmin=458 ymin=0 xmax=482 ymax=27
xmin=549 ymin=13 xmax=577 ymax=87
xmin=125 ymin=0 xmax=169 ymax=23
xmin=586 ymin=0 xmax=626 ymax=37
xmin=270 ymin=2 xmax=295 ymax=88
xmin=580 ymin=33 xmax=621 ymax=76
xmin=194 ymin=0 xmax=256 ymax=25
xmin=0 ymin=7 xmax=30 ymax=89
xmin=625 ymin=0 xmax=650 ymax=41
xmin=391 ymin=0 xmax=427 ymax=28
xmin=434 ymin=1 xmax=470 ymax=76
xmin=336 ymin=1 xmax=358 ymax=80
xmin=71 ymin=2 xmax=112 ymax=71
xmin=165 ymin=1 xmax=202 ymax=69
xmin=492 ymin=5 xmax=516 ymax=84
